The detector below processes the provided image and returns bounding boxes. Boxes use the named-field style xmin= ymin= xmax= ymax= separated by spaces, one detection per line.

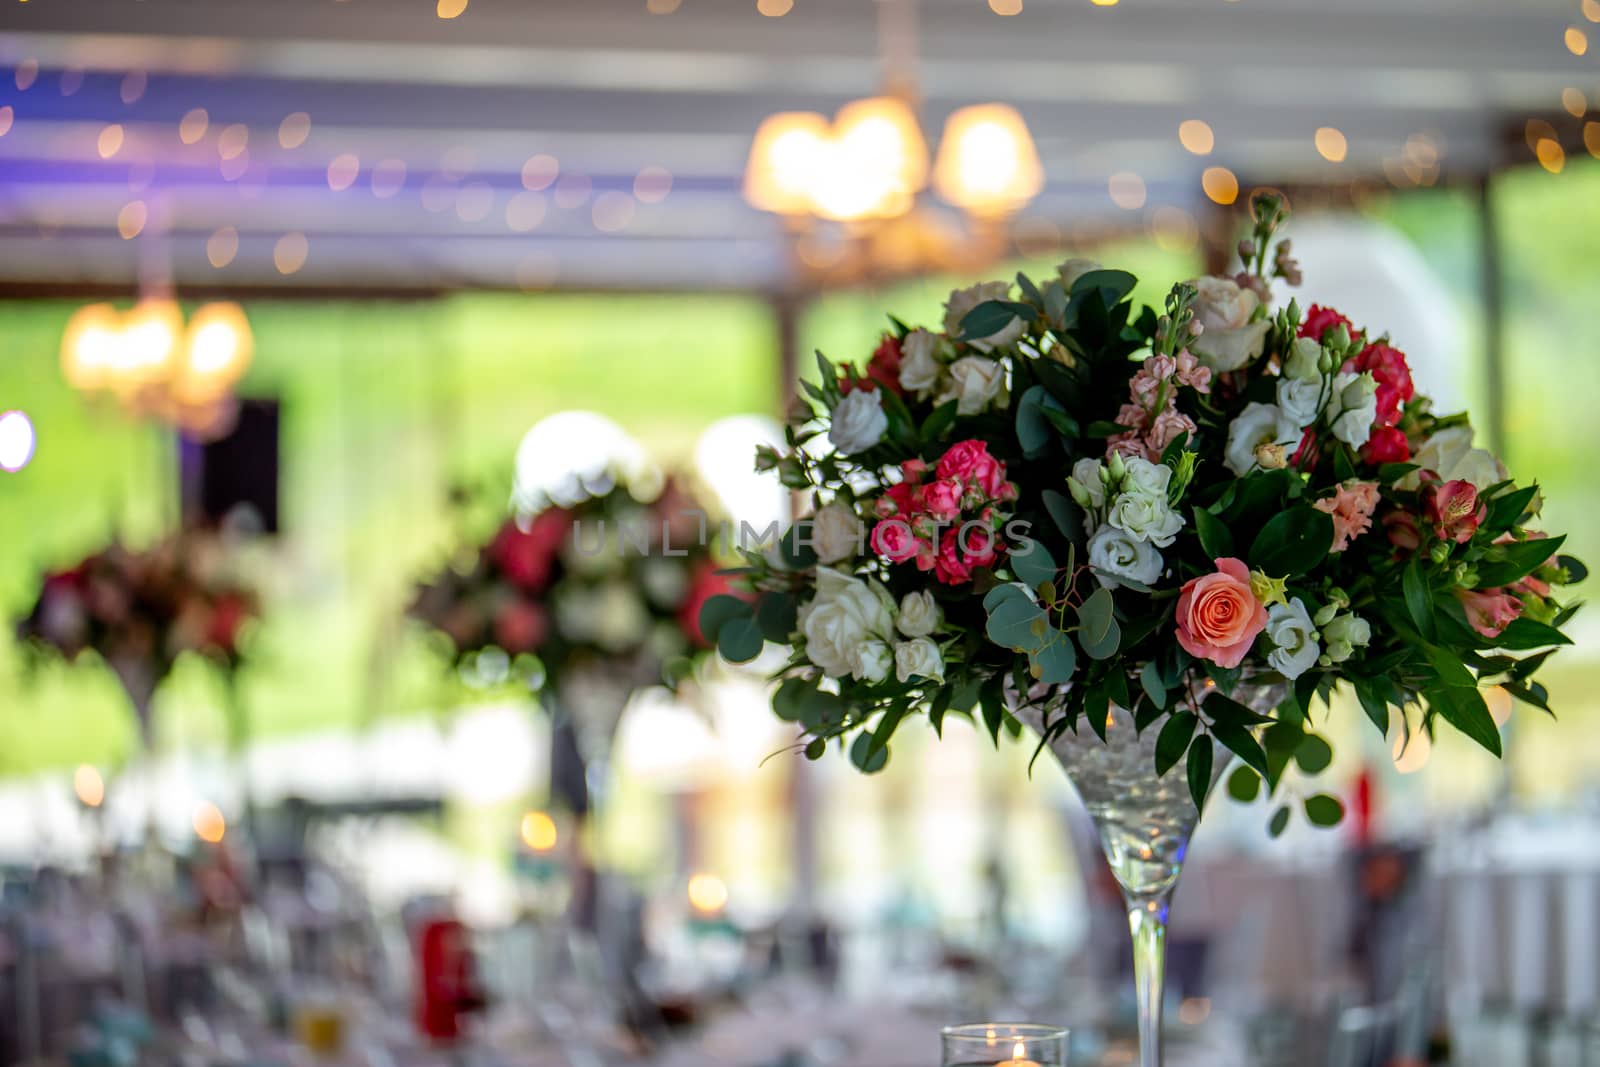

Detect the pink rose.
xmin=1313 ymin=480 xmax=1381 ymax=552
xmin=875 ymin=482 xmax=918 ymax=518
xmin=1362 ymin=426 xmax=1411 ymax=466
xmin=871 ymin=518 xmax=919 ymax=563
xmin=1426 ymin=479 xmax=1485 ymax=543
xmin=1147 ymin=410 xmax=1198 ymax=455
xmin=1298 ymin=304 xmax=1354 ymax=344
xmin=1175 ymin=557 xmax=1269 ymax=668
xmin=959 ymin=523 xmax=1001 ymax=570
xmin=1457 ymin=587 xmax=1523 ymax=639
xmin=935 ymin=439 xmax=1007 ymax=499
xmin=492 ymin=511 xmax=570 ymax=591
xmin=933 ymin=529 xmax=973 ymax=585
xmin=900 ymin=457 xmax=928 ymax=484
xmin=1344 ymin=342 xmax=1414 ymax=429
xmin=918 ymin=478 xmax=964 ymax=520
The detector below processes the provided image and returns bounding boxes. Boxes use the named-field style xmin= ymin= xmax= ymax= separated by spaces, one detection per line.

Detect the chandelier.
xmin=61 ymin=299 xmax=254 ymax=437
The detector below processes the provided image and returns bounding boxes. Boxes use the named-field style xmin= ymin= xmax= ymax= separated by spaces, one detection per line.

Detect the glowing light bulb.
xmin=744 ymin=111 xmax=831 ymax=215
xmin=176 ymin=302 xmax=253 ymax=405
xmin=687 ymin=872 xmax=728 ymax=914
xmin=61 ymin=304 xmax=124 ymax=390
xmin=73 ymin=764 xmax=105 ymax=807
xmin=194 ymin=802 xmax=226 ymax=843
xmin=116 ymin=300 xmax=183 ymax=390
xmin=520 ymin=811 xmax=558 ymax=851
xmin=933 ymin=103 xmax=1042 ymax=217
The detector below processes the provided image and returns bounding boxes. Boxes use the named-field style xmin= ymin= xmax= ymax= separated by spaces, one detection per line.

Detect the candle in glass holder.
xmin=941 ymin=1024 xmax=1069 ymax=1067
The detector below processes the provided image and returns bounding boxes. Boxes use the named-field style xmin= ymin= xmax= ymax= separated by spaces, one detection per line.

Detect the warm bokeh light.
xmin=756 ymin=0 xmax=792 ymax=15
xmin=455 ymin=181 xmax=495 ymax=221
xmin=647 ymin=0 xmax=682 ymax=11
xmin=279 ymin=111 xmax=312 ymax=149
xmin=1587 ymin=121 xmax=1600 ymax=159
xmin=1535 ymin=137 xmax=1566 ymax=174
xmin=60 ymin=304 xmax=123 ymax=390
xmin=1178 ymin=119 xmax=1214 ymax=155
xmin=178 ymin=303 xmax=254 ymax=404
xmin=687 ymin=872 xmax=729 ymax=913
xmin=520 ymin=810 xmax=558 ymax=851
xmin=1392 ymin=726 xmax=1432 ymax=774
xmin=522 ymin=154 xmax=559 ymax=190
xmin=553 ymin=173 xmax=593 ymax=210
xmin=117 ymin=200 xmax=148 ymax=239
xmin=327 ymin=153 xmax=360 ymax=191
xmin=207 ymin=226 xmax=240 ymax=268
xmin=1108 ymin=171 xmax=1146 ymax=210
xmin=933 ymin=103 xmax=1042 ymax=217
xmin=1178 ymin=997 xmax=1212 ymax=1025
xmin=437 ymin=0 xmax=468 ymax=17
xmin=1201 ymin=165 xmax=1239 ymax=205
xmin=194 ymin=802 xmax=226 ymax=843
xmin=592 ymin=191 xmax=636 ymax=232
xmin=506 ymin=191 xmax=547 ymax=232
xmin=1563 ymin=88 xmax=1588 ymax=118
xmin=98 ymin=124 xmax=124 ymax=159
xmin=274 ymin=232 xmax=309 ymax=274
xmin=744 ymin=111 xmax=831 ymax=215
xmin=1315 ymin=126 xmax=1348 ymax=162
xmin=0 ymin=106 xmax=12 ymax=138
xmin=1091 ymin=0 xmax=1118 ymax=6
xmin=120 ymin=71 xmax=147 ymax=105
xmin=1566 ymin=26 xmax=1589 ymax=55
xmin=1484 ymin=685 xmax=1514 ymax=727
xmin=16 ymin=59 xmax=39 ymax=91
xmin=179 ymin=108 xmax=209 ymax=144
xmin=989 ymin=0 xmax=1023 ymax=14
xmin=371 ymin=158 xmax=407 ymax=199
xmin=219 ymin=150 xmax=250 ymax=182
xmin=440 ymin=145 xmax=476 ymax=180
xmin=0 ymin=411 xmax=36 ymax=473
xmin=119 ymin=300 xmax=184 ymax=389
xmin=73 ymin=764 xmax=105 ymax=807
xmin=828 ymin=96 xmax=929 ymax=219
xmin=633 ymin=165 xmax=673 ymax=203
xmin=1150 ymin=205 xmax=1198 ymax=251
xmin=1587 ymin=0 xmax=1600 ymax=22
xmin=218 ymin=123 xmax=249 ymax=160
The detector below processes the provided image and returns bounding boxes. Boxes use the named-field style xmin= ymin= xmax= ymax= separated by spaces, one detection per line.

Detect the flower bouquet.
xmin=15 ymin=528 xmax=259 ymax=746
xmin=701 ymin=192 xmax=1584 ymax=1066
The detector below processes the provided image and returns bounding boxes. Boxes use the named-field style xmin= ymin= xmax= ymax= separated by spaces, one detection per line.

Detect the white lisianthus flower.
xmin=1057 ymin=257 xmax=1102 ymax=289
xmin=941 ymin=355 xmax=1008 ymax=416
xmin=1068 ymin=457 xmax=1108 ymax=510
xmin=1265 ymin=597 xmax=1320 ymax=679
xmin=828 ymin=389 xmax=888 ymax=454
xmin=899 ymin=329 xmax=944 ymax=396
xmin=1327 ymin=371 xmax=1378 ymax=449
xmin=1282 ymin=337 xmax=1324 ymax=382
xmin=810 ymin=502 xmax=864 ymax=564
xmin=896 ymin=590 xmax=943 ymax=637
xmin=1224 ymin=402 xmax=1301 ymax=476
xmin=797 ymin=568 xmax=896 ymax=680
xmin=1276 ymin=375 xmax=1324 ymax=429
xmin=1401 ymin=425 xmax=1507 ymax=491
xmin=944 ymin=281 xmax=1025 ymax=352
xmin=852 ymin=639 xmax=894 ymax=684
xmin=1320 ymin=612 xmax=1372 ymax=665
xmin=1189 ymin=276 xmax=1272 ymax=371
xmin=1108 ymin=489 xmax=1184 ymax=547
xmin=1121 ymin=456 xmax=1172 ymax=499
xmin=1088 ymin=524 xmax=1164 ymax=589
xmin=894 ymin=637 xmax=945 ymax=683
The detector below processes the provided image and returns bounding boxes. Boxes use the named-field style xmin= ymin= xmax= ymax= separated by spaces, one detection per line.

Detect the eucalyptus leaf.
xmin=717 ymin=616 xmax=766 ymax=663
xmin=1011 ymin=537 xmax=1057 ymax=587
xmin=1303 ymin=794 xmax=1345 ymax=827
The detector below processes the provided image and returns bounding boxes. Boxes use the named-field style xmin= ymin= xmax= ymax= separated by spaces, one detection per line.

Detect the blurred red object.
xmin=413 ymin=916 xmax=486 ymax=1042
xmin=1353 ymin=765 xmax=1375 ymax=847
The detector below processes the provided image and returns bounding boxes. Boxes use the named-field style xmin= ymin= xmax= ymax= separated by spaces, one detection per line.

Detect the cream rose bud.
xmin=1283 ymin=337 xmax=1324 ymax=382
xmin=1265 ymin=597 xmax=1320 ymax=679
xmin=810 ymin=502 xmax=864 ymax=564
xmin=1088 ymin=524 xmax=1164 ymax=589
xmin=894 ymin=637 xmax=945 ymax=684
xmin=1327 ymin=371 xmax=1379 ymax=449
xmin=1068 ymin=457 xmax=1108 ymax=509
xmin=1107 ymin=487 xmax=1184 ymax=547
xmin=1276 ymin=375 xmax=1324 ymax=429
xmin=1401 ymin=425 xmax=1507 ymax=491
xmin=941 ymin=355 xmax=1008 ymax=416
xmin=944 ymin=281 xmax=1025 ymax=353
xmin=797 ymin=568 xmax=896 ymax=679
xmin=1225 ymin=402 xmax=1300 ymax=476
xmin=1189 ymin=275 xmax=1272 ymax=372
xmin=899 ymin=329 xmax=944 ymax=395
xmin=852 ymin=639 xmax=894 ymax=684
xmin=827 ymin=388 xmax=888 ymax=454
xmin=1057 ymin=257 xmax=1102 ymax=290
xmin=1320 ymin=612 xmax=1371 ymax=665
xmin=896 ymin=590 xmax=943 ymax=637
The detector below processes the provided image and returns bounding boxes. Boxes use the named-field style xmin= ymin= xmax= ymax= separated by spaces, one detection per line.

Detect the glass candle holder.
xmin=941 ymin=1023 xmax=1070 ymax=1067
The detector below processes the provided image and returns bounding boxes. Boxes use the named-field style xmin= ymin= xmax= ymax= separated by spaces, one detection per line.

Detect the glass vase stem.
xmin=1126 ymin=893 xmax=1172 ymax=1067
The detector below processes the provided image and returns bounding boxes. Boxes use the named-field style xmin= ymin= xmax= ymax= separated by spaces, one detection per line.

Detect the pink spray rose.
xmin=1425 ymin=479 xmax=1486 ymax=544
xmin=1457 ymin=587 xmax=1523 ymax=639
xmin=959 ymin=523 xmax=1001 ymax=570
xmin=918 ymin=478 xmax=964 ymax=520
xmin=1175 ymin=557 xmax=1270 ymax=668
xmin=871 ymin=518 xmax=919 ymax=564
xmin=934 ymin=529 xmax=974 ymax=585
xmin=1313 ymin=480 xmax=1382 ymax=552
xmin=936 ymin=440 xmax=1008 ymax=499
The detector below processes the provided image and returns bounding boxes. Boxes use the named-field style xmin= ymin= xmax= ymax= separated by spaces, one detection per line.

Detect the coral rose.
xmin=1362 ymin=426 xmax=1411 ymax=465
xmin=871 ymin=518 xmax=919 ymax=564
xmin=1298 ymin=304 xmax=1354 ymax=344
xmin=1175 ymin=557 xmax=1269 ymax=668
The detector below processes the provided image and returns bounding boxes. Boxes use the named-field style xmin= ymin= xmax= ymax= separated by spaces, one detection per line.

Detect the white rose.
xmin=1120 ymin=456 xmax=1172 ymax=500
xmin=899 ymin=329 xmax=944 ymax=396
xmin=1327 ymin=371 xmax=1378 ymax=449
xmin=1224 ymin=402 xmax=1300 ymax=476
xmin=1107 ymin=488 xmax=1184 ymax=547
xmin=852 ymin=639 xmax=894 ymax=684
xmin=1058 ymin=257 xmax=1102 ymax=290
xmin=810 ymin=502 xmax=863 ymax=564
xmin=797 ymin=568 xmax=896 ymax=680
xmin=1276 ymin=375 xmax=1324 ymax=429
xmin=1320 ymin=612 xmax=1371 ymax=665
xmin=1265 ymin=597 xmax=1320 ymax=679
xmin=894 ymin=637 xmax=945 ymax=684
xmin=1088 ymin=524 xmax=1164 ymax=589
xmin=828 ymin=388 xmax=888 ymax=454
xmin=940 ymin=355 xmax=1008 ymax=416
xmin=1283 ymin=337 xmax=1324 ymax=382
xmin=1068 ymin=457 xmax=1107 ymax=510
xmin=1189 ymin=275 xmax=1272 ymax=372
xmin=944 ymin=281 xmax=1025 ymax=353
xmin=1402 ymin=425 xmax=1507 ymax=491
xmin=896 ymin=590 xmax=942 ymax=637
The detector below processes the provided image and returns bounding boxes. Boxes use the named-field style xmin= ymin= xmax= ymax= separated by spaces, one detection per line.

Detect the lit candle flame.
xmin=1012 ymin=1042 xmax=1027 ymax=1062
